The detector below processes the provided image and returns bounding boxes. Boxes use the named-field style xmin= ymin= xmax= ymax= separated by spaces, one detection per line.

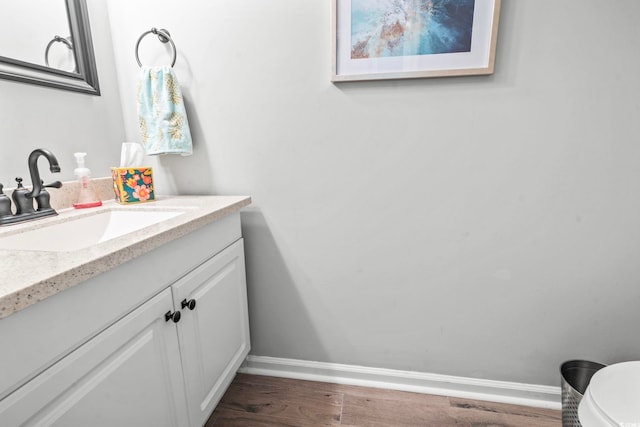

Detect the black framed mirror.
xmin=0 ymin=0 xmax=100 ymax=95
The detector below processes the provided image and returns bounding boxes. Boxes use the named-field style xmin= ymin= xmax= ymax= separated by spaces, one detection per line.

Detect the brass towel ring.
xmin=135 ymin=27 xmax=177 ymax=67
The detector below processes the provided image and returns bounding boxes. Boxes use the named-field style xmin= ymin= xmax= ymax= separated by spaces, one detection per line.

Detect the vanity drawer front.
xmin=0 ymin=212 xmax=241 ymax=400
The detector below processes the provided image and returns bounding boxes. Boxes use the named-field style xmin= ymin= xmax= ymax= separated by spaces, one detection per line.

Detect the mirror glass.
xmin=0 ymin=0 xmax=100 ymax=95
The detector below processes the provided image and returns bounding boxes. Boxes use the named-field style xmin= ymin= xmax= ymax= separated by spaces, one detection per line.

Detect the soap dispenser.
xmin=73 ymin=152 xmax=102 ymax=209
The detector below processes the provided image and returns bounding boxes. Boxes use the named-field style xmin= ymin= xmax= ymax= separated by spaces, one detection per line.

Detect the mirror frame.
xmin=0 ymin=0 xmax=100 ymax=95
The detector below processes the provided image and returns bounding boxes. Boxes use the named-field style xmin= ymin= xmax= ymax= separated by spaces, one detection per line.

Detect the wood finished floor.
xmin=206 ymin=373 xmax=561 ymax=427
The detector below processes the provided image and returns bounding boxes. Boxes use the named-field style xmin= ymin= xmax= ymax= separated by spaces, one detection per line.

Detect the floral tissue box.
xmin=111 ymin=167 xmax=154 ymax=204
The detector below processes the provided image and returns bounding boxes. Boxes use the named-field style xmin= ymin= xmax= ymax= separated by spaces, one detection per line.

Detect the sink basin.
xmin=0 ymin=208 xmax=185 ymax=252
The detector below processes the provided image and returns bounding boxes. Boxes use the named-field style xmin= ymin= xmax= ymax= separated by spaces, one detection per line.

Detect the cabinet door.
xmin=172 ymin=239 xmax=250 ymax=427
xmin=0 ymin=288 xmax=189 ymax=427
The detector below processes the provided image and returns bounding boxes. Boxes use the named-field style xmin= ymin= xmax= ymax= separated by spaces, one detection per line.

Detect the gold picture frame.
xmin=332 ymin=0 xmax=502 ymax=82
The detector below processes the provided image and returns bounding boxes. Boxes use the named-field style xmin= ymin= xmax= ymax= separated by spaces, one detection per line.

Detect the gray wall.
xmin=0 ymin=0 xmax=123 ymax=186
xmin=51 ymin=0 xmax=640 ymax=387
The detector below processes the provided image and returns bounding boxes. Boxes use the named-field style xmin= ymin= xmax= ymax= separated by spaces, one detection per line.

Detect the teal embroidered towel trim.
xmin=137 ymin=66 xmax=193 ymax=156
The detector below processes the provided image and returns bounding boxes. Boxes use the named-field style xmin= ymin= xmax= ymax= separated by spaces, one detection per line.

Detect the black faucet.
xmin=0 ymin=148 xmax=63 ymax=226
xmin=25 ymin=148 xmax=62 ymax=199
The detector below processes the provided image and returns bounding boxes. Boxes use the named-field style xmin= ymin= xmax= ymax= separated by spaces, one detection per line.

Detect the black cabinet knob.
xmin=165 ymin=310 xmax=181 ymax=323
xmin=181 ymin=299 xmax=196 ymax=311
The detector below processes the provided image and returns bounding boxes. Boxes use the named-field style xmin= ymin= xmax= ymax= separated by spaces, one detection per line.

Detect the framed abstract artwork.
xmin=332 ymin=0 xmax=502 ymax=82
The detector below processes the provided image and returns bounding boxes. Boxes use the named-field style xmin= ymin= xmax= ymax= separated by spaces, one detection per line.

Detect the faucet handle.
xmin=35 ymin=180 xmax=57 ymax=212
xmin=0 ymin=184 xmax=13 ymax=217
xmin=12 ymin=177 xmax=35 ymax=215
xmin=43 ymin=180 xmax=63 ymax=189
xmin=36 ymin=181 xmax=63 ymax=211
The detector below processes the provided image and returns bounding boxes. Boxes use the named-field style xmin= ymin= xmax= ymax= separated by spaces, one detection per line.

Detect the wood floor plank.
xmin=449 ymin=397 xmax=562 ymax=422
xmin=451 ymin=406 xmax=562 ymax=427
xmin=232 ymin=373 xmax=345 ymax=395
xmin=208 ymin=409 xmax=338 ymax=427
xmin=213 ymin=375 xmax=343 ymax=426
xmin=333 ymin=383 xmax=451 ymax=407
xmin=207 ymin=374 xmax=562 ymax=427
xmin=341 ymin=393 xmax=457 ymax=426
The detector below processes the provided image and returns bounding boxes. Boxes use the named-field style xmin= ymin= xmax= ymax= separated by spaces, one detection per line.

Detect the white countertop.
xmin=0 ymin=195 xmax=251 ymax=319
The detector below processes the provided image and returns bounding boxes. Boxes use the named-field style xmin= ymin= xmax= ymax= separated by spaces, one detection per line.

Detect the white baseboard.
xmin=239 ymin=355 xmax=561 ymax=411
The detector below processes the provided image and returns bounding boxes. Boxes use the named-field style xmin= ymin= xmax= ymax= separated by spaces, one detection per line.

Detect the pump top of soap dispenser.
xmin=74 ymin=152 xmax=89 ymax=177
xmin=72 ymin=152 xmax=102 ymax=209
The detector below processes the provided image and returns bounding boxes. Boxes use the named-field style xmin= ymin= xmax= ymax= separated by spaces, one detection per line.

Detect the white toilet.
xmin=578 ymin=361 xmax=640 ymax=426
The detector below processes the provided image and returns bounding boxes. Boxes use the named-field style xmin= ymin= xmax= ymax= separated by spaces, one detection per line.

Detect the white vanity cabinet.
xmin=173 ymin=239 xmax=250 ymax=427
xmin=0 ymin=209 xmax=250 ymax=427
xmin=0 ymin=288 xmax=190 ymax=427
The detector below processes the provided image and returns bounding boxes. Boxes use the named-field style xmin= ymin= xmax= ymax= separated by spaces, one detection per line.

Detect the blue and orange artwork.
xmin=351 ymin=0 xmax=475 ymax=59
